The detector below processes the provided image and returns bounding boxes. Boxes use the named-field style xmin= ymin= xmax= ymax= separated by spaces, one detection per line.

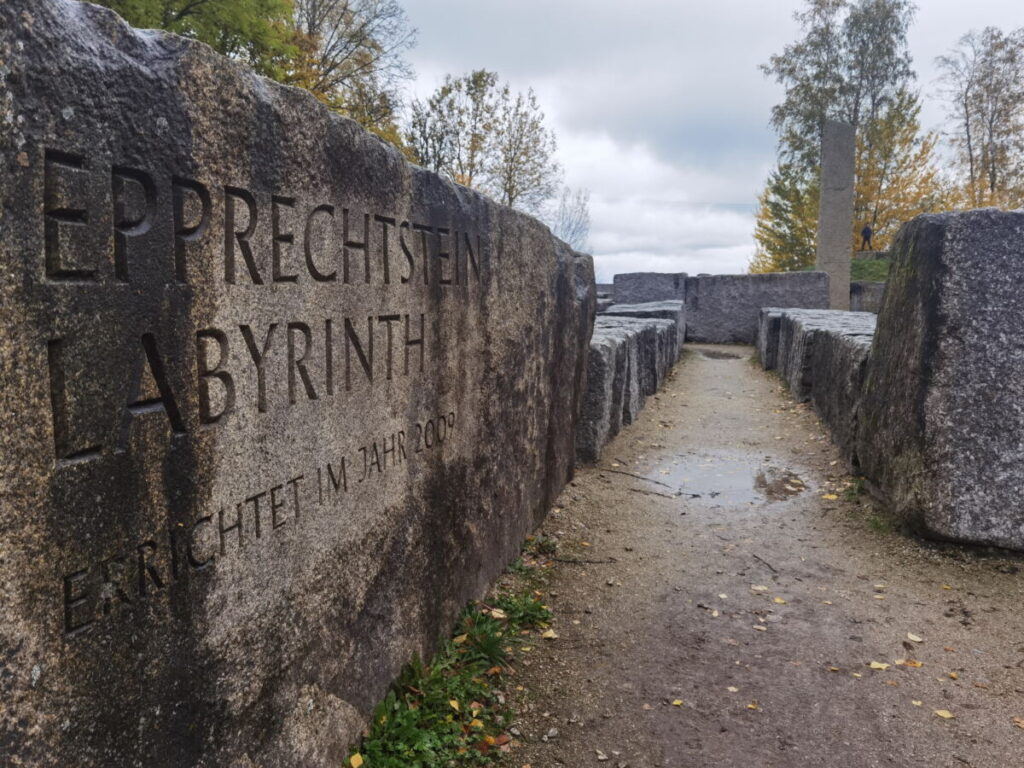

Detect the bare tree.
xmin=545 ymin=187 xmax=591 ymax=251
xmin=290 ymin=0 xmax=416 ymax=119
xmin=937 ymin=27 xmax=1024 ymax=206
xmin=407 ymin=70 xmax=501 ymax=186
xmin=484 ymin=88 xmax=560 ymax=213
xmin=406 ymin=72 xmax=561 ymax=214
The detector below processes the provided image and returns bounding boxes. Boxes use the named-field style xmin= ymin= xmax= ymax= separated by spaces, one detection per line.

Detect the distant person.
xmin=860 ymin=223 xmax=873 ymax=251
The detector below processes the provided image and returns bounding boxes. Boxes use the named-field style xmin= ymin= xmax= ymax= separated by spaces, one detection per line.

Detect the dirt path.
xmin=509 ymin=345 xmax=1024 ymax=768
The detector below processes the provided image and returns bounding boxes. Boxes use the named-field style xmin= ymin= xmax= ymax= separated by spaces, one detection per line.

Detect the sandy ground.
xmin=507 ymin=345 xmax=1024 ymax=768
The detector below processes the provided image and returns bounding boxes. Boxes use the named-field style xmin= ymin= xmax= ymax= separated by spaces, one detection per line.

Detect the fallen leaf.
xmin=672 ymin=699 xmax=683 ymax=707
xmin=942 ymin=585 xmax=953 ymax=590
xmin=449 ymin=700 xmax=460 ymax=712
xmin=1013 ymin=717 xmax=1024 ymax=730
xmin=934 ymin=709 xmax=955 ymax=720
xmin=773 ymin=597 xmax=787 ymax=605
xmin=869 ymin=662 xmax=891 ymax=671
xmin=489 ymin=609 xmax=507 ymax=620
xmin=349 ymin=755 xmax=364 ymax=768
xmin=823 ymin=600 xmax=833 ymax=605
xmin=821 ymin=494 xmax=839 ymax=500
xmin=944 ymin=647 xmax=956 ymax=653
xmin=873 ymin=595 xmax=886 ymax=600
xmin=907 ymin=633 xmax=924 ymax=643
xmin=898 ymin=659 xmax=924 ymax=668
xmin=949 ymin=672 xmax=959 ymax=680
xmin=470 ymin=718 xmax=484 ymax=729
xmin=727 ymin=686 xmax=739 ymax=693
xmin=453 ymin=634 xmax=469 ymax=645
xmin=829 ymin=667 xmax=841 ymax=672
xmin=912 ymin=700 xmax=923 ymax=707
xmin=751 ymin=585 xmax=769 ymax=592
xmin=718 ymin=593 xmax=728 ymax=600
xmin=711 ymin=610 xmax=720 ymax=618
xmin=852 ymin=673 xmax=863 ymax=678
xmin=753 ymin=625 xmax=767 ymax=632
xmin=747 ymin=701 xmax=759 ymax=710
xmin=541 ymin=629 xmax=558 ymax=640
xmin=486 ymin=666 xmax=503 ymax=676
xmin=885 ymin=680 xmax=900 ymax=687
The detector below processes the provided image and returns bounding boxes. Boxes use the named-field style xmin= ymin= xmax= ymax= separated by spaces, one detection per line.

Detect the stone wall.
xmin=759 ymin=308 xmax=875 ymax=467
xmin=576 ymin=303 xmax=685 ymax=463
xmin=613 ymin=271 xmax=687 ymax=303
xmin=758 ymin=210 xmax=1024 ymax=550
xmin=850 ymin=281 xmax=887 ymax=313
xmin=0 ymin=2 xmax=594 ymax=765
xmin=857 ymin=210 xmax=1024 ymax=550
xmin=684 ymin=272 xmax=830 ymax=343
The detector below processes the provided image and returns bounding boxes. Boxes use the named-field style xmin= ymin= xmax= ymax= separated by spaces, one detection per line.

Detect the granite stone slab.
xmin=684 ymin=272 xmax=830 ymax=343
xmin=0 ymin=2 xmax=595 ymax=764
xmin=857 ymin=210 xmax=1024 ymax=549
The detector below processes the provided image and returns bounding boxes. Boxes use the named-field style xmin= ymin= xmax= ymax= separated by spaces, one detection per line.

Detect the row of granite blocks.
xmin=756 ymin=210 xmax=1024 ymax=552
xmin=576 ymin=301 xmax=685 ymax=463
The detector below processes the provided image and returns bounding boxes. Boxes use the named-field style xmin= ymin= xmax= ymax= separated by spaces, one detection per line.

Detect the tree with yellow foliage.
xmin=854 ymin=89 xmax=945 ymax=252
xmin=750 ymin=164 xmax=819 ymax=273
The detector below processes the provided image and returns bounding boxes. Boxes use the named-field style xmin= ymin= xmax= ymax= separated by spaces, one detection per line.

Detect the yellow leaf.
xmin=869 ymin=661 xmax=891 ymax=670
xmin=934 ymin=709 xmax=955 ymax=720
xmin=727 ymin=686 xmax=739 ymax=693
xmin=672 ymin=699 xmax=683 ymax=707
xmin=747 ymin=701 xmax=759 ymax=710
xmin=753 ymin=625 xmax=767 ymax=632
xmin=773 ymin=597 xmax=787 ymax=605
xmin=907 ymin=633 xmax=924 ymax=643
xmin=469 ymin=718 xmax=484 ymax=729
xmin=942 ymin=585 xmax=953 ymax=590
xmin=751 ymin=585 xmax=769 ymax=593
xmin=489 ymin=608 xmax=507 ymax=620
xmin=821 ymin=494 xmax=839 ymax=500
xmin=949 ymin=672 xmax=959 ymax=680
xmin=873 ymin=595 xmax=886 ymax=600
xmin=852 ymin=673 xmax=862 ymax=678
xmin=453 ymin=634 xmax=468 ymax=645
xmin=449 ymin=700 xmax=460 ymax=712
xmin=912 ymin=700 xmax=923 ymax=707
xmin=541 ymin=629 xmax=558 ymax=640
xmin=350 ymin=754 xmax=364 ymax=768
xmin=823 ymin=600 xmax=833 ymax=605
xmin=898 ymin=659 xmax=924 ymax=668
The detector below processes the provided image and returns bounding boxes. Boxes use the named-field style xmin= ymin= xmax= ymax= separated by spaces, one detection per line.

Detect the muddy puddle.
xmin=620 ymin=450 xmax=808 ymax=505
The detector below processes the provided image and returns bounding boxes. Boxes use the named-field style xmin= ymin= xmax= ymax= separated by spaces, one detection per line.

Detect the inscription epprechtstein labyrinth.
xmin=41 ymin=148 xmax=485 ymax=467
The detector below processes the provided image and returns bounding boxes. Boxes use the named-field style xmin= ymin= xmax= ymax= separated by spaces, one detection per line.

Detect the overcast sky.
xmin=400 ymin=0 xmax=1021 ymax=281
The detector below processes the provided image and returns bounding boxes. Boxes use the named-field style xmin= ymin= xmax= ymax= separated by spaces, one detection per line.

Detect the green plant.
xmin=346 ymin=574 xmax=556 ymax=766
xmin=843 ymin=477 xmax=866 ymax=501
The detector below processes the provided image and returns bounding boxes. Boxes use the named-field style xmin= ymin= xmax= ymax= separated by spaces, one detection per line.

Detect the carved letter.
xmin=111 ymin=166 xmax=156 ymax=282
xmin=224 ymin=186 xmax=263 ymax=284
xmin=172 ymin=177 xmax=211 ymax=283
xmin=196 ymin=329 xmax=235 ymax=424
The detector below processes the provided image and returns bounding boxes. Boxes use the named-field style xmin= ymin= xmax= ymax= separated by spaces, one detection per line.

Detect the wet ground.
xmin=508 ymin=345 xmax=1024 ymax=768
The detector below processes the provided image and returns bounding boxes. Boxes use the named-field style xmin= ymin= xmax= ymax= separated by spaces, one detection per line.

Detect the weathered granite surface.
xmin=596 ymin=297 xmax=615 ymax=312
xmin=595 ymin=282 xmax=614 ymax=297
xmin=576 ymin=312 xmax=682 ymax=463
xmin=816 ymin=120 xmax=855 ymax=309
xmin=857 ymin=210 xmax=1024 ymax=549
xmin=600 ymin=300 xmax=685 ymax=359
xmin=774 ymin=310 xmax=876 ymax=402
xmin=613 ymin=271 xmax=687 ymax=303
xmin=757 ymin=308 xmax=875 ymax=468
xmin=0 ymin=2 xmax=595 ymax=765
xmin=756 ymin=308 xmax=785 ymax=369
xmin=809 ymin=325 xmax=875 ymax=467
xmin=850 ymin=281 xmax=887 ymax=313
xmin=684 ymin=272 xmax=830 ymax=343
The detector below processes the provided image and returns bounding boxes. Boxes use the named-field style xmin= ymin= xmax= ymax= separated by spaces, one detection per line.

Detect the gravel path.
xmin=510 ymin=345 xmax=1024 ymax=768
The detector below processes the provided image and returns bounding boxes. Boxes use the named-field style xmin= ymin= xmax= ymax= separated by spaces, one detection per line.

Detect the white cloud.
xmin=401 ymin=0 xmax=1024 ymax=280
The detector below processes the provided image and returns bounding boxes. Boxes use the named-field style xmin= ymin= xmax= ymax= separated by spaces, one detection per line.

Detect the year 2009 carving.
xmin=60 ymin=411 xmax=457 ymax=639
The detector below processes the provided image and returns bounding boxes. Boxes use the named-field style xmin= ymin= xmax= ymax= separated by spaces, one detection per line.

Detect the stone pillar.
xmin=815 ymin=120 xmax=855 ymax=310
